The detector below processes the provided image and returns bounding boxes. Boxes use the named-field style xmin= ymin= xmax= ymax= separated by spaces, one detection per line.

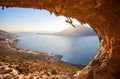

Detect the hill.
xmin=54 ymin=25 xmax=96 ymax=37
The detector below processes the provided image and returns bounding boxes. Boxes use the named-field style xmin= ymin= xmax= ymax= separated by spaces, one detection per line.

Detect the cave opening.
xmin=0 ymin=7 xmax=100 ymax=66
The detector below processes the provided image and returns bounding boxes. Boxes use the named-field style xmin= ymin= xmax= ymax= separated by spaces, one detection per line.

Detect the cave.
xmin=0 ymin=0 xmax=120 ymax=79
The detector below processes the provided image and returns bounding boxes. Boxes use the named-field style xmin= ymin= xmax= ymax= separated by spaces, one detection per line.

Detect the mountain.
xmin=54 ymin=25 xmax=96 ymax=37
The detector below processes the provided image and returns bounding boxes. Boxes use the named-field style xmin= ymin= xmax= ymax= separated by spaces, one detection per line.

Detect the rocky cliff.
xmin=0 ymin=0 xmax=120 ymax=79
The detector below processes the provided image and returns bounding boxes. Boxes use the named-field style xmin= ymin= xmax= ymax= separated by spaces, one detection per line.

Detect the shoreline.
xmin=0 ymin=30 xmax=84 ymax=67
xmin=4 ymin=32 xmax=64 ymax=62
xmin=15 ymin=32 xmax=85 ymax=67
xmin=0 ymin=30 xmax=83 ymax=79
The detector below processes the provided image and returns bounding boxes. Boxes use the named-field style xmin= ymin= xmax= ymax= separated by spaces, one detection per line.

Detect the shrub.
xmin=51 ymin=69 xmax=58 ymax=75
xmin=16 ymin=63 xmax=30 ymax=75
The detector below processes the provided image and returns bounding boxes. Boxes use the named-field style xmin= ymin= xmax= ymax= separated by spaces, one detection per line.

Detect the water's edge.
xmin=16 ymin=32 xmax=99 ymax=65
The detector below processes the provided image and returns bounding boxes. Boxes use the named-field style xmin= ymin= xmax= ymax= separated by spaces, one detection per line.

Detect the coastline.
xmin=1 ymin=31 xmax=63 ymax=62
xmin=0 ymin=30 xmax=83 ymax=79
xmin=15 ymin=32 xmax=85 ymax=67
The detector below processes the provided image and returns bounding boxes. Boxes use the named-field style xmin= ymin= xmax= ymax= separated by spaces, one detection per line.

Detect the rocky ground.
xmin=0 ymin=30 xmax=82 ymax=79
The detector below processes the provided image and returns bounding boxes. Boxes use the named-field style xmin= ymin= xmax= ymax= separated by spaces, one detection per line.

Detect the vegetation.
xmin=0 ymin=44 xmax=81 ymax=78
xmin=16 ymin=62 xmax=31 ymax=75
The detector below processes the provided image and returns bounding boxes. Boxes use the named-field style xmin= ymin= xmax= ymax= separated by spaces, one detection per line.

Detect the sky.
xmin=0 ymin=7 xmax=81 ymax=33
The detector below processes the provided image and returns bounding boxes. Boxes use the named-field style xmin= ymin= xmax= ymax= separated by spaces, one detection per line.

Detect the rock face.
xmin=0 ymin=0 xmax=120 ymax=79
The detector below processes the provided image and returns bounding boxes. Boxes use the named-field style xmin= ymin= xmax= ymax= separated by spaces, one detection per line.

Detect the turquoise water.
xmin=17 ymin=32 xmax=99 ymax=65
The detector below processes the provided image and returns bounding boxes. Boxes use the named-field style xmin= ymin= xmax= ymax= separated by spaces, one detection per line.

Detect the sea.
xmin=16 ymin=32 xmax=99 ymax=65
